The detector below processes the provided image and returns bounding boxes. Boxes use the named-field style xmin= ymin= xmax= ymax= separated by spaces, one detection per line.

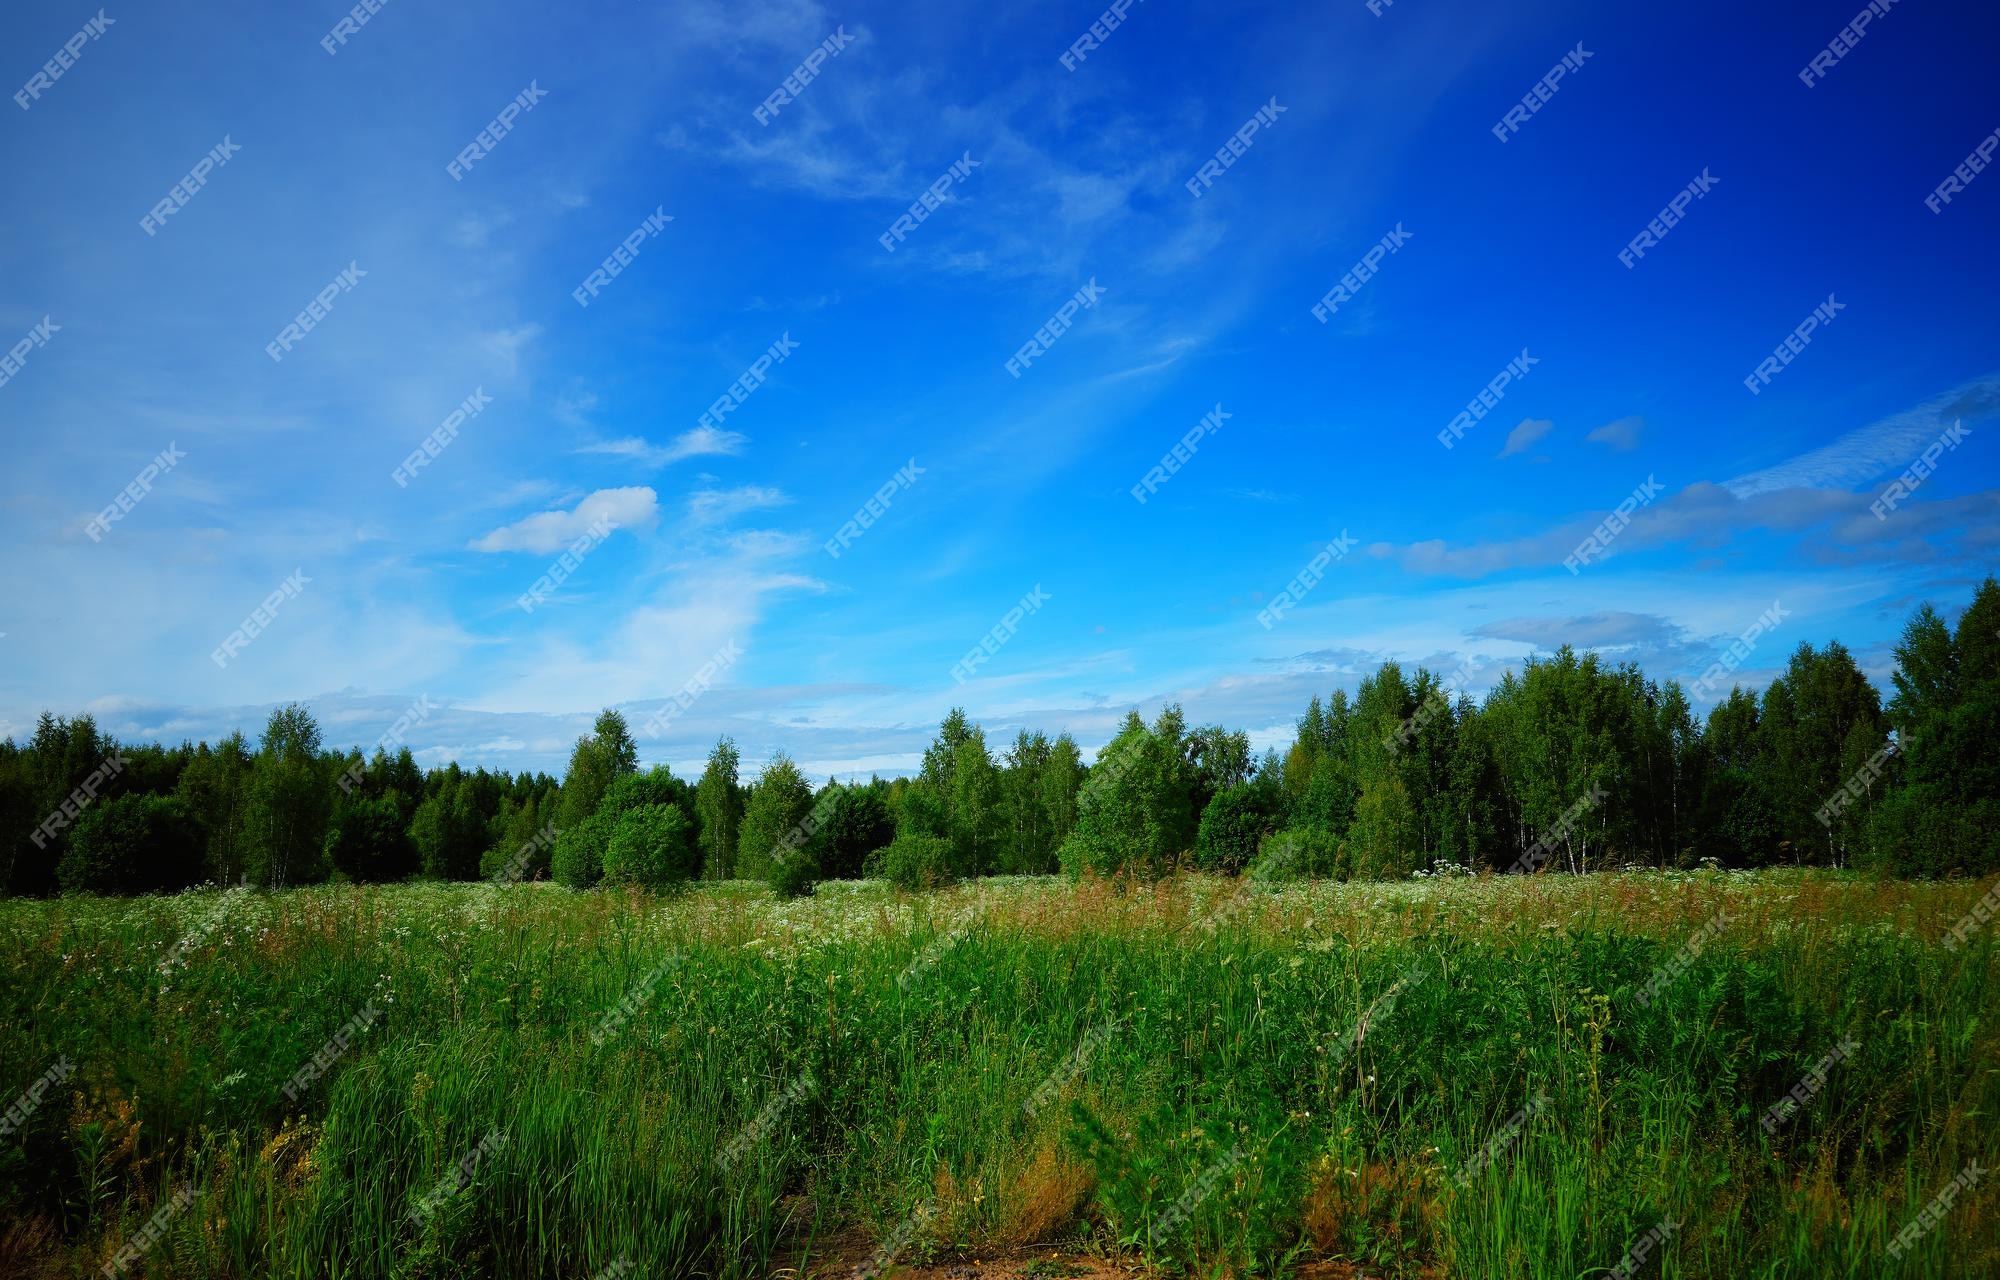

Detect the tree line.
xmin=3 ymin=577 xmax=1993 ymax=898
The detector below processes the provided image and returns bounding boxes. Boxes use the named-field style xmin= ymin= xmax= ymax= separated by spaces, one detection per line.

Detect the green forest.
xmin=7 ymin=577 xmax=1995 ymax=900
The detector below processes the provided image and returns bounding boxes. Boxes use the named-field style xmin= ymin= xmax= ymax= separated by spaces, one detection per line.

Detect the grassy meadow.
xmin=1 ymin=871 xmax=1996 ymax=1278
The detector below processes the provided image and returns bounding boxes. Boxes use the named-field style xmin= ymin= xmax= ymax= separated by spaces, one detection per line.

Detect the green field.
xmin=2 ymin=871 xmax=1996 ymax=1278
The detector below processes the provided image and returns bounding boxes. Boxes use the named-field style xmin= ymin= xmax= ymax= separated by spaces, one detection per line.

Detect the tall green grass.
xmin=1 ymin=871 xmax=1994 ymax=1277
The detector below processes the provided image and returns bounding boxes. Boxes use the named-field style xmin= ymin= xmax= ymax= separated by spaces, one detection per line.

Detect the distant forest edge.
xmin=6 ymin=577 xmax=1996 ymax=897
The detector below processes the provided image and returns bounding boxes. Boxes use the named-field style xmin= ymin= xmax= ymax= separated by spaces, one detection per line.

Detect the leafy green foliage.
xmin=57 ymin=793 xmax=203 ymax=895
xmin=551 ymin=808 xmax=613 ymax=889
xmin=1194 ymin=779 xmax=1282 ymax=873
xmin=695 ymin=736 xmax=743 ymax=880
xmin=806 ymin=782 xmax=895 ymax=879
xmin=767 ymin=844 xmax=820 ymax=898
xmin=325 ymin=794 xmax=416 ymax=883
xmin=243 ymin=704 xmax=331 ymax=889
xmin=737 ymin=754 xmax=814 ymax=883
xmin=1058 ymin=708 xmax=1199 ymax=878
xmin=870 ymin=833 xmax=954 ymax=890
xmin=603 ymin=803 xmax=698 ymax=890
xmin=3 ymin=581 xmax=1998 ymax=899
xmin=1256 ymin=825 xmax=1342 ymax=879
xmin=1867 ymin=578 xmax=2000 ymax=876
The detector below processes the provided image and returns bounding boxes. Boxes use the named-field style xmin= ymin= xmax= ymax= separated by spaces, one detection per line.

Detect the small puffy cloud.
xmin=576 ymin=426 xmax=748 ymax=468
xmin=470 ymin=487 xmax=658 ymax=553
xmin=1499 ymin=418 xmax=1554 ymax=459
xmin=1587 ymin=415 xmax=1643 ymax=451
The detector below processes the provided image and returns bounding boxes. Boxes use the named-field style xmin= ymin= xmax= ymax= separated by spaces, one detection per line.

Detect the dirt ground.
xmin=778 ymin=1238 xmax=1391 ymax=1280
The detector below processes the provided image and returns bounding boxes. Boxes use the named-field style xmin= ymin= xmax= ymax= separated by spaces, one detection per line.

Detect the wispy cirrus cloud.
xmin=575 ymin=426 xmax=748 ymax=468
xmin=1371 ymin=479 xmax=1998 ymax=579
xmin=1725 ymin=373 xmax=1998 ymax=496
xmin=470 ymin=486 xmax=659 ymax=553
xmin=1587 ymin=415 xmax=1643 ymax=451
xmin=1470 ymin=611 xmax=1686 ymax=650
xmin=690 ymin=485 xmax=791 ymax=524
xmin=483 ymin=325 xmax=541 ymax=374
xmin=1499 ymin=417 xmax=1553 ymax=458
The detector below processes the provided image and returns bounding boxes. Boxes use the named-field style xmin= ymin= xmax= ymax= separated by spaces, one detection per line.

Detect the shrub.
xmin=768 ymin=845 xmax=820 ymax=898
xmin=1055 ymin=828 xmax=1149 ymax=879
xmin=603 ymin=803 xmax=699 ymax=891
xmin=552 ymin=809 xmax=614 ymax=889
xmin=870 ymin=834 xmax=954 ymax=891
xmin=1254 ymin=827 xmax=1343 ymax=880
xmin=480 ymin=800 xmax=555 ymax=882
xmin=1195 ymin=782 xmax=1282 ymax=874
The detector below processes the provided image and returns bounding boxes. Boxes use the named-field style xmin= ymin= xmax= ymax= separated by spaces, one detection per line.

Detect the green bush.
xmin=1055 ymin=828 xmax=1148 ymax=879
xmin=1194 ymin=782 xmax=1281 ymax=874
xmin=767 ymin=844 xmax=820 ymax=898
xmin=1253 ymin=826 xmax=1343 ymax=880
xmin=870 ymin=834 xmax=954 ymax=891
xmin=551 ymin=809 xmax=614 ymax=889
xmin=603 ymin=803 xmax=699 ymax=891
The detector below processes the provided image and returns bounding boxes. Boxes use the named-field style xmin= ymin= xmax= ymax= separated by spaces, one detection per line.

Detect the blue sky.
xmin=3 ymin=0 xmax=1996 ymax=779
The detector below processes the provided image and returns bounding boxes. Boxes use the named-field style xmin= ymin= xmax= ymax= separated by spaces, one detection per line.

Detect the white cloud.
xmin=554 ymin=390 xmax=598 ymax=428
xmin=451 ymin=211 xmax=515 ymax=249
xmin=575 ymin=426 xmax=748 ymax=468
xmin=690 ymin=485 xmax=791 ymax=524
xmin=483 ymin=324 xmax=541 ymax=374
xmin=662 ymin=425 xmax=750 ymax=463
xmin=727 ymin=529 xmax=816 ymax=557
xmin=470 ymin=487 xmax=659 ymax=553
xmin=1587 ymin=415 xmax=1643 ymax=451
xmin=1725 ymin=373 xmax=1999 ymax=496
xmin=1499 ymin=417 xmax=1553 ymax=458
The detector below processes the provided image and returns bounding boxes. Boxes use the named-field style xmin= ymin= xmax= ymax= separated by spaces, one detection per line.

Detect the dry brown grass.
xmin=994 ymin=1139 xmax=1096 ymax=1248
xmin=1299 ymin=1154 xmax=1441 ymax=1261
